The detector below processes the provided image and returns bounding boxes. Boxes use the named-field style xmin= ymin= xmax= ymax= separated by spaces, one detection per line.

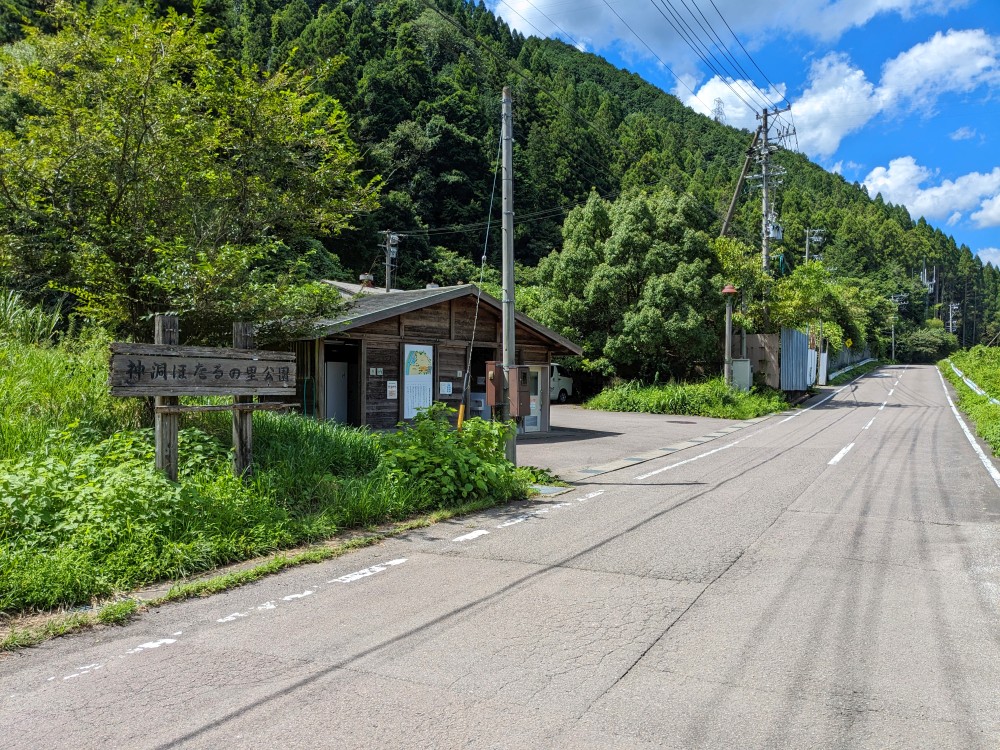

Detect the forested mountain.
xmin=0 ymin=0 xmax=994 ymax=372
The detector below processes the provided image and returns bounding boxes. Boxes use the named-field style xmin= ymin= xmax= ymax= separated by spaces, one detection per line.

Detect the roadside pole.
xmin=501 ymin=86 xmax=516 ymax=463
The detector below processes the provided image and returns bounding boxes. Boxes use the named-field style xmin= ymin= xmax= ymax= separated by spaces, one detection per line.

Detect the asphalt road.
xmin=3 ymin=364 xmax=1000 ymax=748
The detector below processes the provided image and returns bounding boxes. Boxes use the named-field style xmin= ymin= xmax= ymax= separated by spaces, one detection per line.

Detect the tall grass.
xmin=949 ymin=346 xmax=1000 ymax=398
xmin=0 ymin=330 xmax=144 ymax=461
xmin=941 ymin=348 xmax=1000 ymax=455
xmin=585 ymin=377 xmax=787 ymax=419
xmin=0 ymin=290 xmax=62 ymax=345
xmin=1 ymin=326 xmax=531 ymax=613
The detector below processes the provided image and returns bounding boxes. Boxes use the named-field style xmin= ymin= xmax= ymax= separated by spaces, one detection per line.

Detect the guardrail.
xmin=947 ymin=360 xmax=1000 ymax=405
xmin=828 ymin=358 xmax=876 ymax=381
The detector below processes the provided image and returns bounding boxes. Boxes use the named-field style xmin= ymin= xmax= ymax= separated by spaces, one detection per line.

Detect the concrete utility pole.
xmin=719 ymin=127 xmax=760 ymax=239
xmin=805 ymin=228 xmax=824 ymax=262
xmin=754 ymin=106 xmax=791 ymax=274
xmin=760 ymin=108 xmax=771 ymax=275
xmin=501 ymin=86 xmax=516 ymax=463
xmin=381 ymin=230 xmax=402 ymax=292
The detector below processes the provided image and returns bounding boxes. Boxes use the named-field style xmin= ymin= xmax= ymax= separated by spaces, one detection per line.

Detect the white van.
xmin=549 ymin=363 xmax=573 ymax=403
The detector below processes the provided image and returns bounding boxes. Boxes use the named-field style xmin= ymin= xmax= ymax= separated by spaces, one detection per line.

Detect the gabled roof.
xmin=311 ymin=283 xmax=582 ymax=355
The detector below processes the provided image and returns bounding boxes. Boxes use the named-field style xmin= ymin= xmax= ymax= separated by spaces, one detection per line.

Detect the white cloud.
xmin=976 ymin=247 xmax=1000 ymax=267
xmin=864 ymin=157 xmax=1000 ymax=224
xmin=491 ymin=1 xmax=971 ymax=54
xmin=793 ymin=54 xmax=884 ymax=158
xmin=682 ymin=77 xmax=785 ymax=131
xmin=787 ymin=29 xmax=999 ymax=158
xmin=879 ymin=29 xmax=1000 ymax=111
xmin=972 ymin=194 xmax=1000 ymax=227
xmin=950 ymin=126 xmax=978 ymax=140
xmin=489 ymin=0 xmax=974 ymax=85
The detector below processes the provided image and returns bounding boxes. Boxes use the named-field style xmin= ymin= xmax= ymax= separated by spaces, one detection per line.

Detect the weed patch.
xmin=585 ymin=377 xmax=787 ymax=419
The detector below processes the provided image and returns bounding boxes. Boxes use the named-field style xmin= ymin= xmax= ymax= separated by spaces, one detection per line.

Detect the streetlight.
xmin=722 ymin=284 xmax=738 ymax=386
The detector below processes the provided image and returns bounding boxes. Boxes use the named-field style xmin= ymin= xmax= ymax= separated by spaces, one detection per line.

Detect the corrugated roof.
xmin=310 ymin=284 xmax=582 ymax=355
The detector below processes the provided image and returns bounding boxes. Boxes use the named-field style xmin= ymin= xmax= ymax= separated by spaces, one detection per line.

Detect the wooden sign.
xmin=109 ymin=316 xmax=295 ymax=482
xmin=110 ymin=343 xmax=295 ymax=396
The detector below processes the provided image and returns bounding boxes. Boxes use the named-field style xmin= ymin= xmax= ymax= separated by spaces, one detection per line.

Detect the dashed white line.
xmin=452 ymin=529 xmax=490 ymax=542
xmin=331 ymin=558 xmax=407 ymax=583
xmin=217 ymin=612 xmax=249 ymax=623
xmin=126 ymin=638 xmax=177 ymax=654
xmin=496 ymin=516 xmax=530 ymax=528
xmin=863 ymin=416 xmax=876 ymax=430
xmin=828 ymin=443 xmax=855 ymax=465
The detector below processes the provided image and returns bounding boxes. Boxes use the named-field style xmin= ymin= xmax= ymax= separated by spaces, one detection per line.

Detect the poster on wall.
xmin=403 ymin=344 xmax=433 ymax=419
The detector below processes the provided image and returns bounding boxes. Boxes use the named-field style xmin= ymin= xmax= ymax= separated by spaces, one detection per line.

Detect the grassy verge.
xmin=939 ymin=356 xmax=1000 ymax=455
xmin=0 ymin=493 xmax=523 ymax=652
xmin=584 ymin=377 xmax=787 ymax=419
xmin=1 ymin=324 xmax=540 ymax=617
xmin=828 ymin=359 xmax=884 ymax=386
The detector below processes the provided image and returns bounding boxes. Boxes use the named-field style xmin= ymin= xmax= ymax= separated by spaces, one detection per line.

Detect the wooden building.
xmin=292 ymin=283 xmax=582 ymax=431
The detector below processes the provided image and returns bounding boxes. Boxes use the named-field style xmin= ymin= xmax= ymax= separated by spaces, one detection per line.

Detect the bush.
xmin=380 ymin=403 xmax=531 ymax=509
xmin=898 ymin=327 xmax=958 ymax=363
xmin=0 ymin=330 xmax=144 ymax=462
xmin=0 ymin=401 xmax=531 ymax=613
xmin=584 ymin=378 xmax=787 ymax=419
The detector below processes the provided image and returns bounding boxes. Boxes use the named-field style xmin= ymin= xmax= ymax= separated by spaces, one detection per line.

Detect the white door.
xmin=524 ymin=367 xmax=542 ymax=432
xmin=325 ymin=361 xmax=349 ymax=422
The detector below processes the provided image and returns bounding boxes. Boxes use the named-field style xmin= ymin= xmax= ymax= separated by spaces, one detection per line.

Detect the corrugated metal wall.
xmin=780 ymin=328 xmax=810 ymax=391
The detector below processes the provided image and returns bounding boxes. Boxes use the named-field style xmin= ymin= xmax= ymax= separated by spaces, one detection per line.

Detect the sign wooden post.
xmin=109 ymin=319 xmax=295 ymax=481
xmin=232 ymin=322 xmax=254 ymax=478
xmin=154 ymin=314 xmax=180 ymax=481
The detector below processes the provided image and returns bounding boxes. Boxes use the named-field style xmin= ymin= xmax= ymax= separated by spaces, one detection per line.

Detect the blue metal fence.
xmin=780 ymin=328 xmax=810 ymax=391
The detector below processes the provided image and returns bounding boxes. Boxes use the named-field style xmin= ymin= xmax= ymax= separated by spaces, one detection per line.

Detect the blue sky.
xmin=486 ymin=0 xmax=1000 ymax=265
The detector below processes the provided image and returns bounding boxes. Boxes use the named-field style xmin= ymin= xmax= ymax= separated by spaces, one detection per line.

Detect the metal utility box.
xmin=732 ymin=359 xmax=751 ymax=392
xmin=509 ymin=365 xmax=530 ymax=417
xmin=485 ymin=361 xmax=530 ymax=417
xmin=485 ymin=361 xmax=504 ymax=407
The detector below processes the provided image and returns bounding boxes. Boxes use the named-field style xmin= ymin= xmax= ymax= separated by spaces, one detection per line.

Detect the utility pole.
xmin=719 ymin=127 xmax=760 ymax=239
xmin=380 ymin=231 xmax=403 ymax=292
xmin=760 ymin=108 xmax=771 ymax=274
xmin=751 ymin=106 xmax=791 ymax=274
xmin=501 ymin=86 xmax=516 ymax=463
xmin=805 ymin=228 xmax=824 ymax=262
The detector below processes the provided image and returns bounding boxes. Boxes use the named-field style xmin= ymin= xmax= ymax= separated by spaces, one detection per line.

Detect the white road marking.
xmin=635 ymin=441 xmax=737 ymax=480
xmin=577 ymin=490 xmax=605 ymax=501
xmin=888 ymin=388 xmax=895 ymax=396
xmin=635 ymin=369 xmax=880 ymax=481
xmin=217 ymin=612 xmax=249 ymax=623
xmin=126 ymin=638 xmax=176 ymax=654
xmin=257 ymin=601 xmax=277 ymax=611
xmin=281 ymin=590 xmax=314 ymax=601
xmin=879 ymin=401 xmax=887 ymax=411
xmin=452 ymin=529 xmax=490 ymax=542
xmin=828 ymin=443 xmax=855 ymax=465
xmin=863 ymin=416 xmax=876 ymax=430
xmin=894 ymin=380 xmax=899 ymax=386
xmin=496 ymin=516 xmax=530 ymax=528
xmin=937 ymin=368 xmax=1000 ymax=488
xmin=331 ymin=558 xmax=408 ymax=583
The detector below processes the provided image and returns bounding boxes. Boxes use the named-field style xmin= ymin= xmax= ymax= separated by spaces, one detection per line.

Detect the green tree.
xmin=0 ymin=2 xmax=378 ymax=341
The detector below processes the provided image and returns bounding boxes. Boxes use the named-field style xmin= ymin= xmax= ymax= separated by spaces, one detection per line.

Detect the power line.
xmin=647 ymin=0 xmax=764 ymax=114
xmin=707 ymin=0 xmax=788 ymax=108
xmin=413 ymin=0 xmax=762 ymax=245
